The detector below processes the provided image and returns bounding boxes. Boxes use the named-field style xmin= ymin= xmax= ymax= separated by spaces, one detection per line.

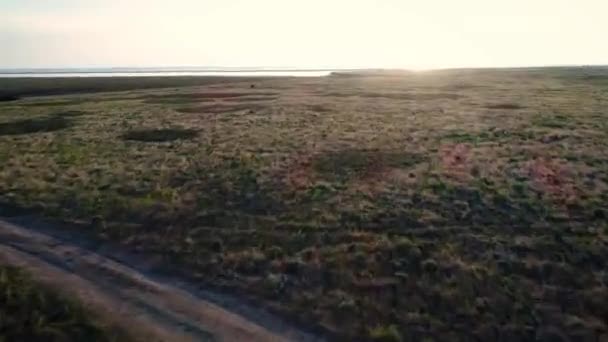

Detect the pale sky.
xmin=1 ymin=0 xmax=607 ymax=69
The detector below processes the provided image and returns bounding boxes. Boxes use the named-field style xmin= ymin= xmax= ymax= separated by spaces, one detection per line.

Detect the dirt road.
xmin=0 ymin=218 xmax=323 ymax=342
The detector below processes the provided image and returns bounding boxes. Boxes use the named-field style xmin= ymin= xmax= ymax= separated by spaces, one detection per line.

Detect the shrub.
xmin=369 ymin=324 xmax=403 ymax=342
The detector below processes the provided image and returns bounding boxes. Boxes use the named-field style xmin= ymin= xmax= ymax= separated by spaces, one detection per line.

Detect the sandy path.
xmin=0 ymin=218 xmax=322 ymax=342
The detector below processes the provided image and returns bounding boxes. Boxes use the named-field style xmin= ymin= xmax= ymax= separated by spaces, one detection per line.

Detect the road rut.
xmin=0 ymin=218 xmax=322 ymax=342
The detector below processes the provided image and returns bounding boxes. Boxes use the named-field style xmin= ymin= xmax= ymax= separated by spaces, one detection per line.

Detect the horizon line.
xmin=1 ymin=64 xmax=607 ymax=74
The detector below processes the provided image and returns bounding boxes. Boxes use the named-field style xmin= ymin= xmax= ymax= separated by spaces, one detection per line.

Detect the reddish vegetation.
xmin=281 ymin=149 xmax=422 ymax=196
xmin=525 ymin=158 xmax=578 ymax=203
xmin=350 ymin=177 xmax=387 ymax=197
xmin=283 ymin=154 xmax=316 ymax=190
xmin=439 ymin=143 xmax=473 ymax=181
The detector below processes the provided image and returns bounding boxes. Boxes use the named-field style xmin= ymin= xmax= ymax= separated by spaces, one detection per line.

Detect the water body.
xmin=0 ymin=69 xmax=333 ymax=78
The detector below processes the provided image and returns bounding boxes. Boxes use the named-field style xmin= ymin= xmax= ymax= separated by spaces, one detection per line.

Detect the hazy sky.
xmin=1 ymin=0 xmax=607 ymax=69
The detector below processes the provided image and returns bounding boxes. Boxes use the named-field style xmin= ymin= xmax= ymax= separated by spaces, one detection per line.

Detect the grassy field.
xmin=1 ymin=68 xmax=607 ymax=341
xmin=0 ymin=265 xmax=123 ymax=341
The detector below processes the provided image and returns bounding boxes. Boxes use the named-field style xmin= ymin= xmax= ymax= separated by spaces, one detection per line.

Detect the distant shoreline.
xmin=0 ymin=74 xmax=307 ymax=98
xmin=1 ymin=64 xmax=605 ymax=75
xmin=0 ymin=68 xmax=349 ymax=74
xmin=0 ymin=70 xmax=337 ymax=78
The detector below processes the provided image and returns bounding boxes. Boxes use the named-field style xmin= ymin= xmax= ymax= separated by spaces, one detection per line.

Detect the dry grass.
xmin=176 ymin=103 xmax=267 ymax=114
xmin=1 ymin=68 xmax=607 ymax=340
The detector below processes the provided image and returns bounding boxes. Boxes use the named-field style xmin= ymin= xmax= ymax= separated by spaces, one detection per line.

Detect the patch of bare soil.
xmin=0 ymin=219 xmax=322 ymax=342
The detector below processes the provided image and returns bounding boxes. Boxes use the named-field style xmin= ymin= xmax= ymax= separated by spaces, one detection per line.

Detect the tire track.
xmin=0 ymin=218 xmax=322 ymax=342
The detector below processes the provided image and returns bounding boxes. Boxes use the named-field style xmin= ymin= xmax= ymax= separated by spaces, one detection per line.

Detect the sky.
xmin=1 ymin=0 xmax=607 ymax=70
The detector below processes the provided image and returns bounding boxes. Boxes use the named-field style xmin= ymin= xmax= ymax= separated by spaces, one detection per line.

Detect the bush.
xmin=369 ymin=324 xmax=403 ymax=342
xmin=394 ymin=238 xmax=422 ymax=261
xmin=266 ymin=246 xmax=284 ymax=259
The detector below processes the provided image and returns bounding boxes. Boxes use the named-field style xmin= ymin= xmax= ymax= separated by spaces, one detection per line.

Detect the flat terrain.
xmin=0 ymin=218 xmax=310 ymax=342
xmin=1 ymin=68 xmax=607 ymax=341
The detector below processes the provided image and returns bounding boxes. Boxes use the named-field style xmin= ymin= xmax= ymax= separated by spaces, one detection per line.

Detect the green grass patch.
xmin=369 ymin=324 xmax=402 ymax=342
xmin=442 ymin=129 xmax=538 ymax=143
xmin=533 ymin=114 xmax=574 ymax=129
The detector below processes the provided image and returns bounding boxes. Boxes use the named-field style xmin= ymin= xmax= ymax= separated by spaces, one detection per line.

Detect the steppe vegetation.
xmin=1 ymin=68 xmax=607 ymax=340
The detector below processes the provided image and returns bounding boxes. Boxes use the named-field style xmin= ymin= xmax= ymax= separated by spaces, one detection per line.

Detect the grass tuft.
xmin=369 ymin=324 xmax=403 ymax=342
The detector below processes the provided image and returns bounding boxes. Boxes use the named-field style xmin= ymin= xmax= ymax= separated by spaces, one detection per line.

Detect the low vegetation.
xmin=0 ymin=115 xmax=73 ymax=136
xmin=485 ymin=103 xmax=525 ymax=110
xmin=1 ymin=68 xmax=607 ymax=340
xmin=0 ymin=266 xmax=121 ymax=341
xmin=121 ymin=128 xmax=199 ymax=142
xmin=0 ymin=76 xmax=268 ymax=98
